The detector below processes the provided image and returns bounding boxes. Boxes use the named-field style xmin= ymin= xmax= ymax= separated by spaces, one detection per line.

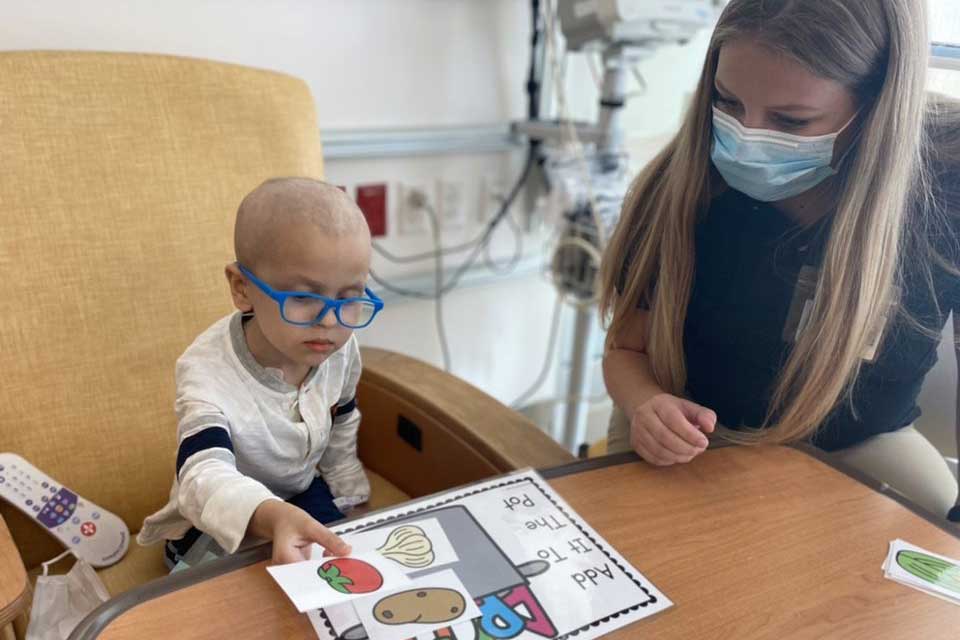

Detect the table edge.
xmin=0 ymin=513 xmax=28 ymax=628
xmin=795 ymin=442 xmax=959 ymax=537
xmin=70 ymin=444 xmax=959 ymax=639
xmin=0 ymin=584 xmax=29 ymax=630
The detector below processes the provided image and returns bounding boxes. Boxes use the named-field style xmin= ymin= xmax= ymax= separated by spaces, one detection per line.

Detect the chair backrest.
xmin=0 ymin=51 xmax=324 ymax=569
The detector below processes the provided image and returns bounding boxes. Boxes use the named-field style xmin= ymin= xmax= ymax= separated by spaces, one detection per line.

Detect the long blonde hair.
xmin=600 ymin=0 xmax=943 ymax=444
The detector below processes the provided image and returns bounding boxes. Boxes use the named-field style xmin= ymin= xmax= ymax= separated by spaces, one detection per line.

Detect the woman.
xmin=600 ymin=0 xmax=960 ymax=520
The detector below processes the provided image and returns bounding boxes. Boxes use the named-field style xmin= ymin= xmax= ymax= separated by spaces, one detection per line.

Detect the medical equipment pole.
xmin=556 ymin=48 xmax=631 ymax=454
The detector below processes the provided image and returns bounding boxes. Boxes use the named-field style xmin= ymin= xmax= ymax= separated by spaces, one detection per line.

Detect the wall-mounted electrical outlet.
xmin=355 ymin=182 xmax=388 ymax=237
xmin=397 ymin=182 xmax=430 ymax=235
xmin=436 ymin=179 xmax=466 ymax=230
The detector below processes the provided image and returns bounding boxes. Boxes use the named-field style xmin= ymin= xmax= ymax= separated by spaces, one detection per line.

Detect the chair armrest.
xmin=356 ymin=348 xmax=574 ymax=498
xmin=0 ymin=512 xmax=28 ymax=628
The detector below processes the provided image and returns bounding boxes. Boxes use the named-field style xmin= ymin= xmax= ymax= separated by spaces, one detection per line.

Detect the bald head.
xmin=234 ymin=177 xmax=369 ymax=270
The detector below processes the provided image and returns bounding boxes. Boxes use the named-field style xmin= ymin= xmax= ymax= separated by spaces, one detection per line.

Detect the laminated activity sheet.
xmin=304 ymin=469 xmax=671 ymax=640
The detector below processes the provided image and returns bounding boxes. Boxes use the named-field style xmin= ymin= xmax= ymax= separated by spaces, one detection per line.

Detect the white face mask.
xmin=710 ymin=106 xmax=858 ymax=202
xmin=26 ymin=550 xmax=110 ymax=640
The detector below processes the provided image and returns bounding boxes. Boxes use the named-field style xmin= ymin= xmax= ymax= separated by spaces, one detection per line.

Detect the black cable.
xmin=369 ymin=0 xmax=544 ymax=296
xmin=483 ymin=207 xmax=524 ymax=275
xmin=528 ymin=0 xmax=544 ymax=122
xmin=369 ymin=151 xmax=535 ymax=298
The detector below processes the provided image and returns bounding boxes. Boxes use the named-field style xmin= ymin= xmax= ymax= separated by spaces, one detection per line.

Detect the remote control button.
xmin=41 ymin=495 xmax=48 ymax=502
xmin=26 ymin=500 xmax=32 ymax=506
xmin=72 ymin=536 xmax=81 ymax=545
xmin=0 ymin=477 xmax=5 ymax=484
xmin=32 ymin=506 xmax=39 ymax=513
xmin=80 ymin=522 xmax=96 ymax=537
xmin=41 ymin=481 xmax=48 ymax=488
xmin=92 ymin=512 xmax=101 ymax=520
xmin=55 ymin=504 xmax=63 ymax=514
xmin=57 ymin=517 xmax=65 ymax=525
xmin=0 ymin=464 xmax=4 ymax=471
xmin=72 ymin=517 xmax=80 ymax=525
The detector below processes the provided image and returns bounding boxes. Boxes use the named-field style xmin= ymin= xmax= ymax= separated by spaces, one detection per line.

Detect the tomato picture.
xmin=317 ymin=557 xmax=385 ymax=595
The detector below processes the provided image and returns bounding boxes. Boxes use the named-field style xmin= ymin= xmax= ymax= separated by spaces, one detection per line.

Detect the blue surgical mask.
xmin=710 ymin=106 xmax=856 ymax=202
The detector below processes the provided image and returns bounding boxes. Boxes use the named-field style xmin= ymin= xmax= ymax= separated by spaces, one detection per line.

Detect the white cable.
xmin=586 ymin=51 xmax=604 ymax=91
xmin=412 ymin=191 xmax=452 ymax=373
xmin=371 ymin=154 xmax=536 ymax=300
xmin=511 ymin=292 xmax=566 ymax=408
xmin=430 ymin=204 xmax=452 ymax=373
xmin=628 ymin=66 xmax=648 ymax=98
xmin=484 ymin=206 xmax=524 ymax=274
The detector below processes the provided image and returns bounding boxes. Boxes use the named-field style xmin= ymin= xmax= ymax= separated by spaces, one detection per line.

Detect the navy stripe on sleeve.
xmin=334 ymin=398 xmax=357 ymax=417
xmin=176 ymin=427 xmax=234 ymax=475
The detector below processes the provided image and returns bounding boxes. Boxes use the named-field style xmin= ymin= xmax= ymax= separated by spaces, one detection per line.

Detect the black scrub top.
xmin=684 ymin=187 xmax=960 ymax=451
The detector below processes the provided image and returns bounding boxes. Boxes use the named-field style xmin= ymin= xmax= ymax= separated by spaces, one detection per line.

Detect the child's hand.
xmin=251 ymin=500 xmax=351 ymax=564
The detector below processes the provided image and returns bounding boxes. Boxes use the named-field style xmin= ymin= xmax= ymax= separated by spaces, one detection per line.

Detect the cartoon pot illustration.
xmin=318 ymin=558 xmax=384 ymax=594
xmin=377 ymin=525 xmax=435 ymax=569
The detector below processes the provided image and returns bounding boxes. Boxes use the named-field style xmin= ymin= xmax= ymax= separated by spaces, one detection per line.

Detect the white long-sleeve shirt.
xmin=138 ymin=313 xmax=370 ymax=553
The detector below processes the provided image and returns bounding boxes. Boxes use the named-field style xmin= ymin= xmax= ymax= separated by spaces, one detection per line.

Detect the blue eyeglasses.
xmin=237 ymin=264 xmax=383 ymax=329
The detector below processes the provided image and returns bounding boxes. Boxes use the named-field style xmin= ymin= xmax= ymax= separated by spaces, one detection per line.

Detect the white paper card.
xmin=312 ymin=469 xmax=671 ymax=640
xmin=883 ymin=539 xmax=960 ymax=605
xmin=310 ymin=519 xmax=459 ymax=575
xmin=345 ymin=518 xmax=459 ymax=572
xmin=352 ymin=569 xmax=481 ymax=640
xmin=267 ymin=551 xmax=410 ymax=612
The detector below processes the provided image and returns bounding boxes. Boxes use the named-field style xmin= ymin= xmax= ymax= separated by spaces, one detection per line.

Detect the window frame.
xmin=932 ymin=43 xmax=960 ymax=71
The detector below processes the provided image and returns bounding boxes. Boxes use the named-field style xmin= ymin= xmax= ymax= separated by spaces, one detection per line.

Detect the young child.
xmin=138 ymin=177 xmax=383 ymax=567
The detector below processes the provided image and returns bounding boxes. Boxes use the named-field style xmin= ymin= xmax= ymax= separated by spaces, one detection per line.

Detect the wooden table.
xmin=74 ymin=446 xmax=960 ymax=639
xmin=0 ymin=513 xmax=28 ymax=629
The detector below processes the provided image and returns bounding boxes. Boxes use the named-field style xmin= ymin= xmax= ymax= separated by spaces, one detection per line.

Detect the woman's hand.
xmin=630 ymin=394 xmax=717 ymax=466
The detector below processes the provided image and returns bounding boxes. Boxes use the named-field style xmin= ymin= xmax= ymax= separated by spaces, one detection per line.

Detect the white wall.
xmin=930 ymin=0 xmax=960 ymax=45
xmin=1 ymin=1 xmax=530 ymax=128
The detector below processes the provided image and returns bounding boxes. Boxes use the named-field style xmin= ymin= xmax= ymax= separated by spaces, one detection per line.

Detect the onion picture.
xmin=376 ymin=525 xmax=436 ymax=569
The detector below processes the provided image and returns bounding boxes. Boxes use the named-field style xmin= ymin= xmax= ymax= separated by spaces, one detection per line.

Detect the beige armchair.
xmin=0 ymin=51 xmax=572 ymax=636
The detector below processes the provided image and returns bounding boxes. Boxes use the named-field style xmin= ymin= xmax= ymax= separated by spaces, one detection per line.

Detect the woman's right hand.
xmin=630 ymin=394 xmax=717 ymax=466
